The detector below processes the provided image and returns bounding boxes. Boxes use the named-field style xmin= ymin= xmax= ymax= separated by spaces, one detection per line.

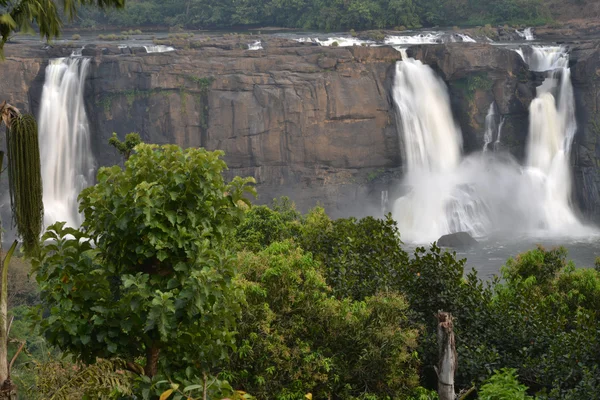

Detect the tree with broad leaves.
xmin=33 ymin=144 xmax=256 ymax=382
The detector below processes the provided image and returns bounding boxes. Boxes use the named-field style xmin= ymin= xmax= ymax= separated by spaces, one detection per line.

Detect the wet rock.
xmin=437 ymin=232 xmax=478 ymax=249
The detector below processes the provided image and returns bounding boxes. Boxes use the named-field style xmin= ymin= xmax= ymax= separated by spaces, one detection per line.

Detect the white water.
xmin=385 ymin=33 xmax=443 ymax=45
xmin=248 ymin=40 xmax=263 ymax=50
xmin=517 ymin=46 xmax=569 ymax=71
xmin=295 ymin=37 xmax=375 ymax=47
xmin=294 ymin=32 xmax=476 ymax=48
xmin=482 ymin=102 xmax=505 ymax=152
xmin=482 ymin=103 xmax=496 ymax=152
xmin=385 ymin=32 xmax=476 ymax=45
xmin=494 ymin=117 xmax=505 ymax=151
xmin=392 ymin=47 xmax=593 ymax=243
xmin=456 ymin=34 xmax=477 ymax=43
xmin=516 ymin=27 xmax=535 ymax=41
xmin=144 ymin=45 xmax=175 ymax=53
xmin=38 ymin=58 xmax=95 ymax=227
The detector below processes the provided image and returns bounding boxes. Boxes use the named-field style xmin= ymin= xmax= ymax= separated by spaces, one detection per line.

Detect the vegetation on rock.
xmin=70 ymin=0 xmax=552 ymax=32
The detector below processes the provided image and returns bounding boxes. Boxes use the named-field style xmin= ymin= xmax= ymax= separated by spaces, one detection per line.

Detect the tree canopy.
xmin=34 ymin=144 xmax=255 ymax=378
xmin=71 ymin=0 xmax=550 ymax=32
xmin=0 ymin=0 xmax=124 ymax=56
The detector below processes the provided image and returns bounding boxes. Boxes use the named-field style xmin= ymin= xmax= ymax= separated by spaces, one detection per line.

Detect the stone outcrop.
xmin=437 ymin=232 xmax=478 ymax=249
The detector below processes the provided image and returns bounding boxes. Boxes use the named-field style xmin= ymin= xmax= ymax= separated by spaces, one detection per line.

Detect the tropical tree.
xmin=0 ymin=0 xmax=125 ymax=57
xmin=33 ymin=144 xmax=255 ymax=383
xmin=0 ymin=101 xmax=43 ymax=397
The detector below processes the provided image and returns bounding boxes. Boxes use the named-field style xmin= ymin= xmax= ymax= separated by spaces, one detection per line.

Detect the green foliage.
xmin=234 ymin=198 xmax=302 ymax=252
xmin=62 ymin=0 xmax=549 ymax=32
xmin=454 ymin=247 xmax=600 ymax=395
xmin=108 ymin=131 xmax=141 ymax=160
xmin=302 ymin=212 xmax=409 ymax=300
xmin=5 ymin=114 xmax=43 ymax=256
xmin=478 ymin=368 xmax=532 ymax=400
xmin=228 ymin=241 xmax=420 ymax=399
xmin=136 ymin=372 xmax=248 ymax=400
xmin=452 ymin=73 xmax=494 ymax=105
xmin=0 ymin=0 xmax=124 ymax=57
xmin=34 ymin=144 xmax=256 ymax=378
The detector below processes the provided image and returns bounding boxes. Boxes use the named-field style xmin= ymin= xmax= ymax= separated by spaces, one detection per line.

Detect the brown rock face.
xmin=571 ymin=42 xmax=600 ymax=221
xmin=82 ymin=41 xmax=402 ymax=215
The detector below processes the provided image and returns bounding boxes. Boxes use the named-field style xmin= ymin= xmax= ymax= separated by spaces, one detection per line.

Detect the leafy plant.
xmin=228 ymin=241 xmax=420 ymax=399
xmin=478 ymin=368 xmax=532 ymax=400
xmin=33 ymin=144 xmax=256 ymax=381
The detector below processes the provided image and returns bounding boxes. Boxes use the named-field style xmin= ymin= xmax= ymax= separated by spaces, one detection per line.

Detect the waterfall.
xmin=391 ymin=47 xmax=589 ymax=243
xmin=392 ymin=58 xmax=462 ymax=172
xmin=381 ymin=190 xmax=389 ymax=215
xmin=38 ymin=57 xmax=95 ymax=228
xmin=483 ymin=102 xmax=505 ymax=152
xmin=517 ymin=46 xmax=569 ymax=72
xmin=391 ymin=58 xmax=490 ymax=242
xmin=494 ymin=117 xmax=505 ymax=151
xmin=248 ymin=40 xmax=263 ymax=50
xmin=524 ymin=48 xmax=579 ymax=230
xmin=456 ymin=34 xmax=476 ymax=43
xmin=143 ymin=45 xmax=175 ymax=53
xmin=483 ymin=103 xmax=496 ymax=152
xmin=517 ymin=28 xmax=535 ymax=41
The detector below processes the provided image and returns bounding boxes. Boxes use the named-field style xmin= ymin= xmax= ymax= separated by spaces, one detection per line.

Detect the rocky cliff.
xmin=2 ymin=37 xmax=599 ymax=222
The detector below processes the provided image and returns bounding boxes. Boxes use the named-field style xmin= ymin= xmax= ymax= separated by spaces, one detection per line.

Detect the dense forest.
xmin=1 ymin=135 xmax=598 ymax=399
xmin=70 ymin=0 xmax=551 ymax=31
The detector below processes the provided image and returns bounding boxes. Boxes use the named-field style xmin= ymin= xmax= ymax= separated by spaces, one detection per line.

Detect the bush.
xmin=227 ymin=242 xmax=420 ymax=399
xmin=301 ymin=212 xmax=409 ymax=301
xmin=71 ymin=34 xmax=81 ymax=40
xmin=478 ymin=368 xmax=533 ymax=400
xmin=34 ymin=144 xmax=255 ymax=382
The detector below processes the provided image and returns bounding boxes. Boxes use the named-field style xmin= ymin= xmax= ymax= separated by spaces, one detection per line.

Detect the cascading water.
xmin=144 ymin=45 xmax=175 ymax=53
xmin=391 ymin=58 xmax=492 ymax=242
xmin=248 ymin=40 xmax=263 ymax=50
xmin=524 ymin=47 xmax=580 ymax=231
xmin=392 ymin=46 xmax=590 ymax=243
xmin=38 ymin=57 xmax=95 ymax=227
xmin=517 ymin=45 xmax=569 ymax=72
xmin=516 ymin=28 xmax=535 ymax=41
xmin=482 ymin=102 xmax=505 ymax=152
xmin=483 ymin=103 xmax=496 ymax=152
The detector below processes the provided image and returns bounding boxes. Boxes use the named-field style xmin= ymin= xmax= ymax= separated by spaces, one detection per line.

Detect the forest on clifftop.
xmin=68 ymin=0 xmax=564 ymax=31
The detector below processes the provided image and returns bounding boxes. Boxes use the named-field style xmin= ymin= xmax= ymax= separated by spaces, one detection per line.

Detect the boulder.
xmin=437 ymin=232 xmax=478 ymax=249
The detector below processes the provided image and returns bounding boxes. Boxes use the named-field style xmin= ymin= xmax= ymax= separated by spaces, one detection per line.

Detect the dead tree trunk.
xmin=436 ymin=311 xmax=457 ymax=400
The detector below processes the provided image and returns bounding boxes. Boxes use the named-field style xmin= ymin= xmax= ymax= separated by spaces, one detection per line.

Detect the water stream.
xmin=391 ymin=46 xmax=594 ymax=243
xmin=38 ymin=57 xmax=95 ymax=228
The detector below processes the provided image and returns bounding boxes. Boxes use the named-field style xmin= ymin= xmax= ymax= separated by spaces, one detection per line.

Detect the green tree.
xmin=0 ymin=0 xmax=125 ymax=57
xmin=0 ymin=102 xmax=43 ymax=397
xmin=229 ymin=241 xmax=420 ymax=399
xmin=301 ymin=211 xmax=410 ymax=301
xmin=33 ymin=144 xmax=255 ymax=380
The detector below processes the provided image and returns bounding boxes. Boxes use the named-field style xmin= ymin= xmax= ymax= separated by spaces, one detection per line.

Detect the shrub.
xmin=71 ymin=34 xmax=81 ymax=40
xmin=228 ymin=242 xmax=420 ymax=399
xmin=34 ymin=144 xmax=255 ymax=381
xmin=478 ymin=368 xmax=532 ymax=400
